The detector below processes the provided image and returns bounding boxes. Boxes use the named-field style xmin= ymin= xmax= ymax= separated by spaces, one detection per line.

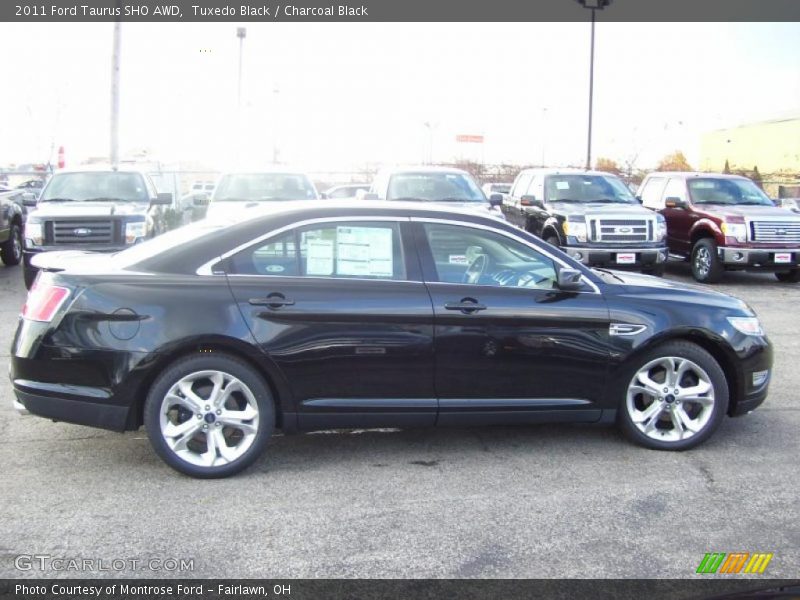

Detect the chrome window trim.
xmin=196 ymin=215 xmax=410 ymax=277
xmin=411 ymin=216 xmax=601 ymax=294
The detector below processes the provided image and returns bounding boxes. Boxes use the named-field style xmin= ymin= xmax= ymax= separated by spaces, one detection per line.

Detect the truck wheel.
xmin=544 ymin=234 xmax=560 ymax=248
xmin=23 ymin=267 xmax=38 ymax=290
xmin=691 ymin=239 xmax=724 ymax=283
xmin=618 ymin=341 xmax=729 ymax=451
xmin=643 ymin=264 xmax=666 ymax=277
xmin=775 ymin=269 xmax=800 ymax=283
xmin=1 ymin=224 xmax=22 ymax=266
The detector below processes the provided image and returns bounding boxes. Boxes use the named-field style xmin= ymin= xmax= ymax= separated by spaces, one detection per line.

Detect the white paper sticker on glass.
xmin=336 ymin=226 xmax=393 ymax=277
xmin=306 ymin=239 xmax=334 ymax=275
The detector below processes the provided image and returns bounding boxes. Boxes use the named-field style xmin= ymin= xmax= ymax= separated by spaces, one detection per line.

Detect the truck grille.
xmin=589 ymin=218 xmax=651 ymax=243
xmin=49 ymin=220 xmax=116 ymax=245
xmin=751 ymin=221 xmax=800 ymax=244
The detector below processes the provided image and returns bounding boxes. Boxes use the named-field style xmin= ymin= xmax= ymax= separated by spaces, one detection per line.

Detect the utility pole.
xmin=272 ymin=86 xmax=280 ymax=164
xmin=236 ymin=27 xmax=246 ymax=166
xmin=576 ymin=0 xmax=612 ymax=171
xmin=110 ymin=21 xmax=121 ymax=168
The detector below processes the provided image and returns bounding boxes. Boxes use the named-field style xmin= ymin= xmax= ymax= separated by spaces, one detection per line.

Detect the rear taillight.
xmin=22 ymin=283 xmax=70 ymax=322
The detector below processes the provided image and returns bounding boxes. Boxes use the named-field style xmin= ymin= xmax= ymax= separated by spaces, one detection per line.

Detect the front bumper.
xmin=564 ymin=245 xmax=668 ymax=268
xmin=718 ymin=246 xmax=800 ymax=269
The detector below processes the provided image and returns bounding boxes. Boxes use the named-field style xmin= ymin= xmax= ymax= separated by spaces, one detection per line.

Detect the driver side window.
xmin=423 ymin=223 xmax=557 ymax=289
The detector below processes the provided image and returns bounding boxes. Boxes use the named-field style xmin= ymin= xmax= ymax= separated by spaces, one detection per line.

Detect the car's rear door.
xmin=414 ymin=218 xmax=612 ymax=426
xmin=224 ymin=217 xmax=436 ymax=430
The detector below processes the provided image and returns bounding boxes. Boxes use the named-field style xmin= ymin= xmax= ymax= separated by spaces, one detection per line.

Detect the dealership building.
xmin=700 ymin=116 xmax=800 ymax=174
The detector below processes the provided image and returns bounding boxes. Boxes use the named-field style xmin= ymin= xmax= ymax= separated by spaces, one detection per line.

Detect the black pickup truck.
xmin=0 ymin=186 xmax=26 ymax=268
xmin=22 ymin=168 xmax=172 ymax=288
xmin=502 ymin=168 xmax=668 ymax=275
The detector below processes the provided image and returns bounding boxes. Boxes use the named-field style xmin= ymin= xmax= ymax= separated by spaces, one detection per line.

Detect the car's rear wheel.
xmin=544 ymin=234 xmax=560 ymax=248
xmin=775 ymin=269 xmax=800 ymax=283
xmin=1 ymin=224 xmax=22 ymax=266
xmin=691 ymin=239 xmax=724 ymax=283
xmin=144 ymin=354 xmax=274 ymax=478
xmin=618 ymin=341 xmax=728 ymax=450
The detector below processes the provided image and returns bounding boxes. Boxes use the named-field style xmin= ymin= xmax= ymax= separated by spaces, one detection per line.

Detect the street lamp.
xmin=576 ymin=0 xmax=612 ymax=171
xmin=235 ymin=27 xmax=246 ymax=166
xmin=423 ymin=121 xmax=438 ymax=164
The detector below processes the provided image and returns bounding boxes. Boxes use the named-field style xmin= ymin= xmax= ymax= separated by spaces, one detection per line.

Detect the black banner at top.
xmin=3 ymin=0 xmax=800 ymax=22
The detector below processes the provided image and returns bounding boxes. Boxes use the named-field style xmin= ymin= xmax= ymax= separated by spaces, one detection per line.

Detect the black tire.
xmin=544 ymin=234 xmax=560 ymax=248
xmin=617 ymin=341 xmax=729 ymax=451
xmin=1 ymin=223 xmax=22 ymax=266
xmin=23 ymin=266 xmax=38 ymax=290
xmin=775 ymin=269 xmax=800 ymax=283
xmin=144 ymin=353 xmax=274 ymax=478
xmin=690 ymin=238 xmax=724 ymax=283
xmin=642 ymin=264 xmax=666 ymax=277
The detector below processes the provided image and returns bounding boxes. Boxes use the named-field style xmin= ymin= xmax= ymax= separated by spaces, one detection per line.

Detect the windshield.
xmin=387 ymin=172 xmax=485 ymax=203
xmin=688 ymin=178 xmax=773 ymax=206
xmin=213 ymin=173 xmax=317 ymax=202
xmin=39 ymin=172 xmax=149 ymax=202
xmin=544 ymin=174 xmax=636 ymax=204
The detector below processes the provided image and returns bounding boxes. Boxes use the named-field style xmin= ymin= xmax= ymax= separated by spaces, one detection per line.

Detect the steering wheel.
xmin=462 ymin=254 xmax=488 ymax=285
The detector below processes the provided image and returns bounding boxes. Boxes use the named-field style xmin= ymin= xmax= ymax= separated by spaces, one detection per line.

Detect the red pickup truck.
xmin=638 ymin=172 xmax=800 ymax=283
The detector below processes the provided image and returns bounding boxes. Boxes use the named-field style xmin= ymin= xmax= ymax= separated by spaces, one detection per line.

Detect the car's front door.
xmin=414 ymin=219 xmax=612 ymax=426
xmin=225 ymin=218 xmax=436 ymax=430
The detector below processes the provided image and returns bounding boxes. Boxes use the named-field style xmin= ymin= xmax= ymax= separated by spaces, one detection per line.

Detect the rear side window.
xmin=640 ymin=177 xmax=668 ymax=209
xmin=228 ymin=222 xmax=405 ymax=280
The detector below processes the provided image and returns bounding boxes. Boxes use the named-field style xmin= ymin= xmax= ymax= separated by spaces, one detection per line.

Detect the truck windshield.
xmin=387 ymin=172 xmax=485 ymax=203
xmin=544 ymin=174 xmax=636 ymax=204
xmin=39 ymin=172 xmax=149 ymax=202
xmin=688 ymin=178 xmax=773 ymax=206
xmin=213 ymin=173 xmax=317 ymax=202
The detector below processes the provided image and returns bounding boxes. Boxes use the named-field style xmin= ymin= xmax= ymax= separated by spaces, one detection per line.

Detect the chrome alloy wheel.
xmin=694 ymin=246 xmax=712 ymax=278
xmin=626 ymin=356 xmax=715 ymax=442
xmin=159 ymin=370 xmax=260 ymax=467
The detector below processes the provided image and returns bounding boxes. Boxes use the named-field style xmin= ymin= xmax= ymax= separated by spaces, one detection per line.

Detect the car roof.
xmin=644 ymin=171 xmax=750 ymax=181
xmin=518 ymin=167 xmax=622 ymax=178
xmin=377 ymin=165 xmax=472 ymax=176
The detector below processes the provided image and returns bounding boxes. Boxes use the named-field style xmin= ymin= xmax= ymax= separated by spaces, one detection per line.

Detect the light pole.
xmin=236 ymin=27 xmax=246 ymax=115
xmin=576 ymin=0 xmax=611 ymax=171
xmin=423 ymin=121 xmax=438 ymax=164
xmin=110 ymin=20 xmax=121 ymax=168
xmin=272 ymin=86 xmax=280 ymax=164
xmin=541 ymin=107 xmax=548 ymax=167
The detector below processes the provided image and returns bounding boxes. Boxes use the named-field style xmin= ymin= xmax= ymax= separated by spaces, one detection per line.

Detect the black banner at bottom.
xmin=1 ymin=580 xmax=799 ymax=600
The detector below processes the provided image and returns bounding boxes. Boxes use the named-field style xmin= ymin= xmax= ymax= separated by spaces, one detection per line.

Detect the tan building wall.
xmin=700 ymin=118 xmax=800 ymax=174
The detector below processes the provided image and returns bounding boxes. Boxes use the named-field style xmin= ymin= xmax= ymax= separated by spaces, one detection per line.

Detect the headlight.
xmin=721 ymin=221 xmax=747 ymax=243
xmin=727 ymin=316 xmax=764 ymax=336
xmin=125 ymin=221 xmax=146 ymax=244
xmin=655 ymin=215 xmax=667 ymax=242
xmin=25 ymin=222 xmax=43 ymax=247
xmin=563 ymin=219 xmax=588 ymax=242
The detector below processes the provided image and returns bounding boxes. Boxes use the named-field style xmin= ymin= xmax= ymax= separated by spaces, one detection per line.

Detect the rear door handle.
xmin=249 ymin=293 xmax=295 ymax=309
xmin=444 ymin=298 xmax=487 ymax=314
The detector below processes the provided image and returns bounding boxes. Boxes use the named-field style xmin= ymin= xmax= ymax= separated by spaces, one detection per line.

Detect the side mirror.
xmin=320 ymin=192 xmax=329 ymax=199
xmin=153 ymin=192 xmax=173 ymax=206
xmin=23 ymin=195 xmax=38 ymax=207
xmin=557 ymin=267 xmax=584 ymax=291
xmin=362 ymin=193 xmax=379 ymax=201
xmin=520 ymin=195 xmax=543 ymax=208
xmin=664 ymin=197 xmax=687 ymax=209
xmin=635 ymin=195 xmax=643 ymax=204
xmin=488 ymin=193 xmax=503 ymax=207
xmin=193 ymin=195 xmax=209 ymax=207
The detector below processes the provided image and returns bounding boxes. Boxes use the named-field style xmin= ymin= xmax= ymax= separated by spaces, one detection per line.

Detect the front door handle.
xmin=444 ymin=298 xmax=487 ymax=314
xmin=249 ymin=293 xmax=295 ymax=309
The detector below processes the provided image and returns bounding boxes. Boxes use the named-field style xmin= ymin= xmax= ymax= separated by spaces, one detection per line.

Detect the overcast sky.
xmin=1 ymin=21 xmax=798 ymax=173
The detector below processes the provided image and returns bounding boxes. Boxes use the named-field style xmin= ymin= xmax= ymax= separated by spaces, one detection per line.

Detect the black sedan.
xmin=10 ymin=202 xmax=772 ymax=477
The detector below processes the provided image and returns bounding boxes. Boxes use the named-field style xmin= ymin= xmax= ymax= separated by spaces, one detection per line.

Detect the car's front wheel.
xmin=775 ymin=269 xmax=800 ymax=283
xmin=618 ymin=341 xmax=729 ymax=450
xmin=691 ymin=239 xmax=724 ymax=283
xmin=144 ymin=354 xmax=274 ymax=478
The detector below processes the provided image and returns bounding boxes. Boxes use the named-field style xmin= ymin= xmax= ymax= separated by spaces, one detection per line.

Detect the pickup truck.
xmin=502 ymin=168 xmax=668 ymax=275
xmin=638 ymin=172 xmax=800 ymax=283
xmin=22 ymin=167 xmax=173 ymax=288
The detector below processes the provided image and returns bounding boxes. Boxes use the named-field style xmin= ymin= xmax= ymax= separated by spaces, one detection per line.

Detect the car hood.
xmin=598 ymin=269 xmax=750 ymax=312
xmin=693 ymin=204 xmax=800 ymax=220
xmin=205 ymin=200 xmax=313 ymax=221
xmin=29 ymin=201 xmax=150 ymax=219
xmin=547 ymin=201 xmax=651 ymax=218
xmin=429 ymin=201 xmax=506 ymax=220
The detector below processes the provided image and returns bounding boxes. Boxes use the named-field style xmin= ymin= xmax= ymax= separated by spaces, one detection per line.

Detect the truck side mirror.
xmin=520 ymin=195 xmax=543 ymax=208
xmin=664 ymin=197 xmax=687 ymax=209
xmin=153 ymin=192 xmax=173 ymax=206
xmin=488 ymin=193 xmax=503 ymax=207
xmin=23 ymin=195 xmax=38 ymax=207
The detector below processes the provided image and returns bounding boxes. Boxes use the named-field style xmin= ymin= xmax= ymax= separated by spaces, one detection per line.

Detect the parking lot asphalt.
xmin=0 ymin=260 xmax=797 ymax=579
